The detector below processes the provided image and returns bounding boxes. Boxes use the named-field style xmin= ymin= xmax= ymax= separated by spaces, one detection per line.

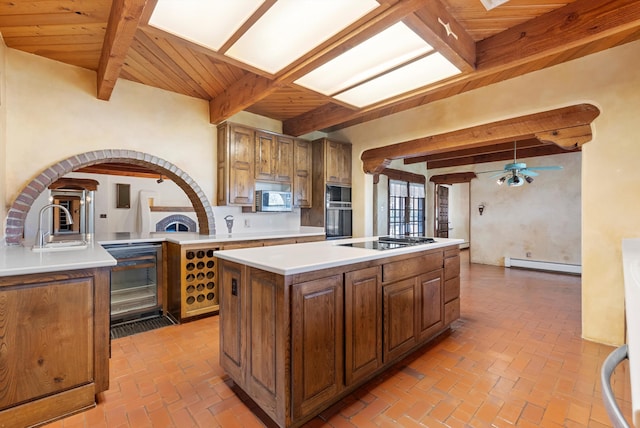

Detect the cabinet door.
xmin=293 ymin=139 xmax=312 ymax=208
xmin=219 ymin=260 xmax=245 ymax=383
xmin=417 ymin=270 xmax=444 ymax=342
xmin=0 ymin=278 xmax=94 ymax=408
xmin=383 ymin=277 xmax=417 ymax=363
xmin=275 ymin=135 xmax=294 ymax=182
xmin=255 ymin=131 xmax=276 ymax=181
xmin=229 ymin=125 xmax=255 ymax=206
xmin=326 ymin=141 xmax=351 ymax=185
xmin=292 ymin=274 xmax=343 ymax=419
xmin=345 ymin=266 xmax=382 ymax=386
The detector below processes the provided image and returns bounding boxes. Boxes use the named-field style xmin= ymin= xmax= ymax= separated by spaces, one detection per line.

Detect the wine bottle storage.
xmin=179 ymin=246 xmax=220 ymax=320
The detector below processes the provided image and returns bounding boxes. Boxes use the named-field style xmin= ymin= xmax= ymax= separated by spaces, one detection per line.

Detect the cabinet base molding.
xmin=0 ymin=384 xmax=97 ymax=428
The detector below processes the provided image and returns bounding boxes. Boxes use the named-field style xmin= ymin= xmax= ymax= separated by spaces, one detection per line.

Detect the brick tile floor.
xmin=44 ymin=250 xmax=632 ymax=427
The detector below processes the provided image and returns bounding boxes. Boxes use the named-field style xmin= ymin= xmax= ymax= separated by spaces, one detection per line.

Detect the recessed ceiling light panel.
xmin=226 ymin=0 xmax=379 ymax=74
xmin=149 ymin=0 xmax=265 ymax=51
xmin=334 ymin=52 xmax=461 ymax=108
xmin=295 ymin=22 xmax=433 ymax=96
xmin=479 ymin=0 xmax=510 ymax=11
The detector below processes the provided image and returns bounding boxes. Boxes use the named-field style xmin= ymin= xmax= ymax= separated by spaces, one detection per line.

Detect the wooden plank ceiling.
xmin=1 ymin=0 xmax=639 ymax=176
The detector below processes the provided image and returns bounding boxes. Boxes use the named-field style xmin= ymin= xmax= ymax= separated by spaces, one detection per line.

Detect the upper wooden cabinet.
xmin=255 ymin=131 xmax=294 ymax=183
xmin=324 ymin=139 xmax=352 ymax=186
xmin=293 ymin=139 xmax=313 ymax=208
xmin=217 ymin=122 xmax=255 ymax=207
xmin=217 ymin=122 xmax=311 ymax=208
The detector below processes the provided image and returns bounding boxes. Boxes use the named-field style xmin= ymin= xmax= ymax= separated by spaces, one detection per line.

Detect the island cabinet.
xmin=0 ymin=267 xmax=110 ymax=428
xmin=218 ymin=244 xmax=460 ymax=428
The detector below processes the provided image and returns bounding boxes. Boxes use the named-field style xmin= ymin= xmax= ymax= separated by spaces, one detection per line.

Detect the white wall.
xmin=329 ymin=40 xmax=640 ymax=345
xmin=4 ymin=49 xmax=300 ymax=240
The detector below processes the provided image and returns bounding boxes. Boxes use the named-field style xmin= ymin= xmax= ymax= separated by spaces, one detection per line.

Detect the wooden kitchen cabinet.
xmin=324 ymin=139 xmax=352 ymax=186
xmin=255 ymin=131 xmax=294 ymax=183
xmin=166 ymin=242 xmax=221 ymax=322
xmin=345 ymin=266 xmax=382 ymax=385
xmin=217 ymin=122 xmax=255 ymax=207
xmin=293 ymin=138 xmax=313 ymax=208
xmin=292 ymin=274 xmax=343 ymax=420
xmin=301 ymin=138 xmax=352 ymax=229
xmin=218 ymin=122 xmax=311 ymax=208
xmin=0 ymin=268 xmax=110 ymax=427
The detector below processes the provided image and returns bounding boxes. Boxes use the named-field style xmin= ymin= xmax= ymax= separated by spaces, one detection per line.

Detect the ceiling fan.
xmin=478 ymin=142 xmax=563 ymax=187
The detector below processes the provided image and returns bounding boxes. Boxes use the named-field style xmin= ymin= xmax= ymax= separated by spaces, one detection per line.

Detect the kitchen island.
xmin=0 ymin=227 xmax=324 ymax=427
xmin=215 ymin=237 xmax=463 ymax=428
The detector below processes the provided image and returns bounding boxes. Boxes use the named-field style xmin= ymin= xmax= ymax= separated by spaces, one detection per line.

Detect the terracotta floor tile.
xmin=39 ymin=250 xmax=634 ymax=428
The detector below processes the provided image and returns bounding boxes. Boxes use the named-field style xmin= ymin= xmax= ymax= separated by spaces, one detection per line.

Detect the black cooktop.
xmin=339 ymin=236 xmax=436 ymax=251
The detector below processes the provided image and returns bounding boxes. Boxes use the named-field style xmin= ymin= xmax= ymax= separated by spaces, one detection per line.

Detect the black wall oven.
xmin=326 ymin=185 xmax=352 ymax=239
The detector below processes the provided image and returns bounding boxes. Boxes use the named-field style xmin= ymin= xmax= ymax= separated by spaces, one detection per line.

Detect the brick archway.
xmin=4 ymin=149 xmax=216 ymax=245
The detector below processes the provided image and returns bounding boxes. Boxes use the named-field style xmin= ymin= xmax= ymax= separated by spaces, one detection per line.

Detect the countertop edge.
xmin=215 ymin=238 xmax=465 ymax=276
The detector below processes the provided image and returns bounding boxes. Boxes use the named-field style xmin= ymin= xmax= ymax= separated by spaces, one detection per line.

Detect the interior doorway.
xmin=435 ymin=184 xmax=449 ymax=238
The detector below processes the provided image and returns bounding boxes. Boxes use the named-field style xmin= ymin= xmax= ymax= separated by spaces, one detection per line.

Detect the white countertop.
xmin=214 ymin=237 xmax=464 ymax=276
xmin=0 ymin=241 xmax=116 ymax=277
xmin=0 ymin=228 xmax=325 ymax=277
xmin=94 ymin=227 xmax=325 ymax=245
xmin=622 ymin=238 xmax=640 ymax=426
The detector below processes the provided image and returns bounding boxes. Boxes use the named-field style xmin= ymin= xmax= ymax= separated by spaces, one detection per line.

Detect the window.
xmin=388 ymin=179 xmax=425 ymax=236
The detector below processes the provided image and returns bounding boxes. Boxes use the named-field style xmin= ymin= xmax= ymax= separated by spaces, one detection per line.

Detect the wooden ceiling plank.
xmin=97 ymin=0 xmax=148 ymax=101
xmin=476 ymin=0 xmax=640 ymax=70
xmin=406 ymin=1 xmax=476 ymax=72
xmin=360 ymin=103 xmax=598 ymax=173
xmin=134 ymin=30 xmax=211 ymax=99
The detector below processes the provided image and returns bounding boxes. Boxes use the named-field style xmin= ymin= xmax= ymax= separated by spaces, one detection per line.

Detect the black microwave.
xmin=255 ymin=191 xmax=293 ymax=212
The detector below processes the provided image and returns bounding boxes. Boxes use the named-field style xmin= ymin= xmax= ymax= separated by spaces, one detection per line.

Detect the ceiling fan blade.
xmin=526 ymin=166 xmax=563 ymax=171
xmin=477 ymin=169 xmax=506 ymax=175
xmin=519 ymin=169 xmax=539 ymax=177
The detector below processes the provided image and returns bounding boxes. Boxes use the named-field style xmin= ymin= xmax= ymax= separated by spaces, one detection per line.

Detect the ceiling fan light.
xmin=525 ymin=176 xmax=534 ymax=184
xmin=497 ymin=176 xmax=506 ymax=185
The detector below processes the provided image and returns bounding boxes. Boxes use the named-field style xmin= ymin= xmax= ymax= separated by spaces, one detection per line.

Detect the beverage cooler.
xmin=103 ymin=242 xmax=163 ymax=323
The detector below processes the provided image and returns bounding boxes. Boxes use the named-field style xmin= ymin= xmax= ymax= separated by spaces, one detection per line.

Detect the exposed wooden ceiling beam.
xmin=426 ymin=144 xmax=576 ymax=170
xmin=360 ymin=103 xmax=599 ymax=174
xmin=429 ymin=172 xmax=477 ymax=184
xmin=405 ymin=1 xmax=475 ymax=72
xmin=403 ymin=139 xmax=542 ymax=164
xmin=284 ymin=0 xmax=640 ymax=136
xmin=96 ymin=0 xmax=148 ymax=100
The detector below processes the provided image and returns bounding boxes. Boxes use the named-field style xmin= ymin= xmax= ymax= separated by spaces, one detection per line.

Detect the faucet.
xmin=34 ymin=204 xmax=73 ymax=248
xmin=224 ymin=215 xmax=234 ymax=234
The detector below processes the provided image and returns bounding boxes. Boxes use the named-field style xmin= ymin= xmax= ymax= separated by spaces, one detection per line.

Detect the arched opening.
xmin=4 ymin=150 xmax=215 ymax=245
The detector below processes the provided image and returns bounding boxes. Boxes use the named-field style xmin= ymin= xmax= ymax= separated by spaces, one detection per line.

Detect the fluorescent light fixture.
xmin=334 ymin=52 xmax=461 ymax=108
xmin=226 ymin=0 xmax=379 ymax=74
xmin=479 ymin=0 xmax=510 ymax=11
xmin=295 ymin=23 xmax=432 ymax=96
xmin=149 ymin=0 xmax=265 ymax=51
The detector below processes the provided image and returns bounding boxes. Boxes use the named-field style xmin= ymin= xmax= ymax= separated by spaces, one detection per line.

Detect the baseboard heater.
xmin=504 ymin=257 xmax=582 ymax=275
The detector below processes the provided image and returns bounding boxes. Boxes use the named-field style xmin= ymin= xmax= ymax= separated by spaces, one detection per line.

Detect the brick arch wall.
xmin=4 ymin=149 xmax=216 ymax=245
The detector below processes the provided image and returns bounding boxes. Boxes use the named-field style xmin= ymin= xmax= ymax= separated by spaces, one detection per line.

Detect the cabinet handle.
xmin=232 ymin=278 xmax=238 ymax=296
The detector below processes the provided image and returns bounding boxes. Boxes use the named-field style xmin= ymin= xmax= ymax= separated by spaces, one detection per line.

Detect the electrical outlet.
xmin=526 ymin=252 xmax=532 ymax=258
xmin=99 ymin=214 xmax=107 ymax=219
xmin=244 ymin=219 xmax=250 ymax=227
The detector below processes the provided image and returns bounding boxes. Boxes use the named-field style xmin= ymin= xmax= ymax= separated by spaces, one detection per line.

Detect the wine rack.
xmin=167 ymin=243 xmax=220 ymax=321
